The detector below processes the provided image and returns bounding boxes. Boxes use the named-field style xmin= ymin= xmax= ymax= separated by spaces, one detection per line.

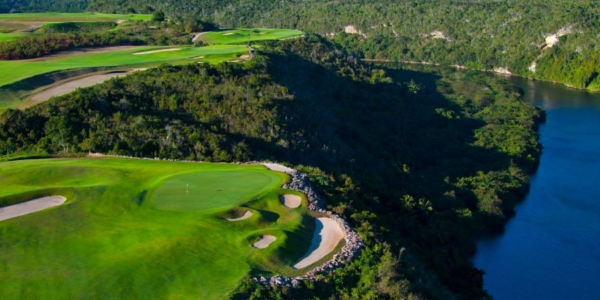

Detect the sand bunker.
xmin=0 ymin=196 xmax=66 ymax=222
xmin=222 ymin=32 xmax=234 ymax=36
xmin=226 ymin=210 xmax=253 ymax=221
xmin=133 ymin=48 xmax=181 ymax=55
xmin=293 ymin=218 xmax=345 ymax=269
xmin=262 ymin=163 xmax=295 ymax=174
xmin=280 ymin=194 xmax=301 ymax=208
xmin=31 ymin=73 xmax=128 ymax=103
xmin=253 ymin=235 xmax=276 ymax=249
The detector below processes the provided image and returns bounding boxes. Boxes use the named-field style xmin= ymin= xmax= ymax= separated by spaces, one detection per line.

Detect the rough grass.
xmin=0 ymin=21 xmax=29 ymax=33
xmin=200 ymin=28 xmax=303 ymax=45
xmin=0 ymin=157 xmax=317 ymax=300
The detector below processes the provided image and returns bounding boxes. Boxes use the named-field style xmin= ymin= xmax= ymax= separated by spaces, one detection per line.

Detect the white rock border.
xmin=256 ymin=162 xmax=363 ymax=288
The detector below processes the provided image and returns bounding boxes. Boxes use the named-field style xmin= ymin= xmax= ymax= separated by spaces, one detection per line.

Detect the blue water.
xmin=473 ymin=78 xmax=600 ymax=300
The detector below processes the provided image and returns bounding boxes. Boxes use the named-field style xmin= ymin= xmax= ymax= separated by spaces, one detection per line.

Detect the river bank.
xmin=363 ymin=58 xmax=600 ymax=93
xmin=473 ymin=77 xmax=600 ymax=300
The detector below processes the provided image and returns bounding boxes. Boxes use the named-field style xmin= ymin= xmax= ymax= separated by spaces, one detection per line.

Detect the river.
xmin=473 ymin=77 xmax=600 ymax=300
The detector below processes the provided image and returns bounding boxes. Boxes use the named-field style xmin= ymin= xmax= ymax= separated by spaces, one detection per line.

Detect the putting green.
xmin=0 ymin=157 xmax=316 ymax=300
xmin=200 ymin=28 xmax=303 ymax=45
xmin=153 ymin=170 xmax=281 ymax=211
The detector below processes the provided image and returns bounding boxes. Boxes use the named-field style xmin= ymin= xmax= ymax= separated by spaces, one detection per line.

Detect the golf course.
xmin=0 ymin=12 xmax=304 ymax=113
xmin=0 ymin=157 xmax=335 ymax=299
xmin=0 ymin=45 xmax=249 ymax=87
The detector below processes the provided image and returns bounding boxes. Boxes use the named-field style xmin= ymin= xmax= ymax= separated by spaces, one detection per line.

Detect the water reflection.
xmin=512 ymin=77 xmax=600 ymax=110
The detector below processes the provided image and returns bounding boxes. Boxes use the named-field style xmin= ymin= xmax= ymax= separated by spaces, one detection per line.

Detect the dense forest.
xmin=2 ymin=0 xmax=598 ymax=90
xmin=0 ymin=36 xmax=544 ymax=299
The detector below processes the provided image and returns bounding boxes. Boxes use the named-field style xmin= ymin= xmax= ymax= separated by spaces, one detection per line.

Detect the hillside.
xmin=0 ymin=36 xmax=544 ymax=299
xmin=6 ymin=0 xmax=592 ymax=90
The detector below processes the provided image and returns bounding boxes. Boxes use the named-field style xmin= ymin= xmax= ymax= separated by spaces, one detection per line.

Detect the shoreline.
xmin=363 ymin=58 xmax=599 ymax=93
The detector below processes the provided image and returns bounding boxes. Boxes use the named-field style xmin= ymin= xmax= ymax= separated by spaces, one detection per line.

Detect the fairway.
xmin=0 ymin=158 xmax=317 ymax=299
xmin=0 ymin=45 xmax=248 ymax=88
xmin=200 ymin=28 xmax=303 ymax=45
xmin=0 ymin=12 xmax=152 ymax=22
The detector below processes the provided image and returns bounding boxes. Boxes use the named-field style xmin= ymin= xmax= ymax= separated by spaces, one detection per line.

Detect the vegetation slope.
xmin=6 ymin=0 xmax=593 ymax=90
xmin=0 ymin=35 xmax=544 ymax=299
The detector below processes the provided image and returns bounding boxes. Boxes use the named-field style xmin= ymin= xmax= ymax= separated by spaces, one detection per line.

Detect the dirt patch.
xmin=133 ymin=48 xmax=181 ymax=55
xmin=30 ymin=72 xmax=128 ymax=103
xmin=293 ymin=218 xmax=345 ymax=269
xmin=280 ymin=194 xmax=301 ymax=208
xmin=0 ymin=196 xmax=66 ymax=221
xmin=226 ymin=210 xmax=253 ymax=221
xmin=253 ymin=235 xmax=276 ymax=249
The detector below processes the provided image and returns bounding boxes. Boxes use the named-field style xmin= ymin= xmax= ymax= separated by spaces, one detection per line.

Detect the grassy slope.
xmin=200 ymin=28 xmax=303 ymax=45
xmin=0 ymin=12 xmax=152 ymax=22
xmin=0 ymin=157 xmax=315 ymax=300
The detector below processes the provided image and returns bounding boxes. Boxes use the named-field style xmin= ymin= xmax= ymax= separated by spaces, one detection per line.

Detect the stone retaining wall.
xmin=255 ymin=162 xmax=364 ymax=288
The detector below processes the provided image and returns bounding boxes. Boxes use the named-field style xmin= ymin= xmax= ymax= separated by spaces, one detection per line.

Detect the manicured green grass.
xmin=0 ymin=157 xmax=314 ymax=300
xmin=0 ymin=45 xmax=247 ymax=88
xmin=0 ymin=12 xmax=152 ymax=22
xmin=153 ymin=171 xmax=279 ymax=211
xmin=0 ymin=32 xmax=24 ymax=41
xmin=200 ymin=28 xmax=303 ymax=45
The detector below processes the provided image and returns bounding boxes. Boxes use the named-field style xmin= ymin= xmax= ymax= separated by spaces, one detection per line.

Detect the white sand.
xmin=226 ymin=210 xmax=253 ymax=221
xmin=280 ymin=194 xmax=301 ymax=208
xmin=253 ymin=235 xmax=276 ymax=249
xmin=0 ymin=196 xmax=66 ymax=221
xmin=31 ymin=73 xmax=128 ymax=103
xmin=133 ymin=48 xmax=181 ymax=55
xmin=293 ymin=218 xmax=345 ymax=269
xmin=261 ymin=163 xmax=295 ymax=174
xmin=222 ymin=32 xmax=234 ymax=36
